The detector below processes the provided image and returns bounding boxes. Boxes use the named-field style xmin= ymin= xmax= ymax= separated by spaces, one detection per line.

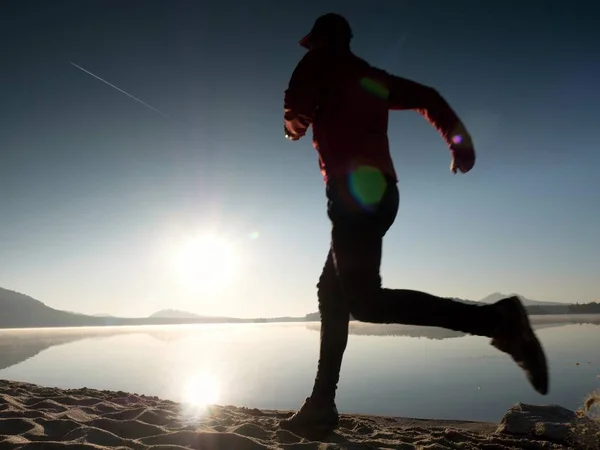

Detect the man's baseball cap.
xmin=299 ymin=13 xmax=353 ymax=49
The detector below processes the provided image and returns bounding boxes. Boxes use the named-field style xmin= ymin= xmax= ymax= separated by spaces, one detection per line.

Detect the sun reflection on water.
xmin=180 ymin=372 xmax=221 ymax=414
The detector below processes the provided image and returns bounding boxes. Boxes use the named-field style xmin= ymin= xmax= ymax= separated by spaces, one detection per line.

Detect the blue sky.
xmin=1 ymin=1 xmax=598 ymax=318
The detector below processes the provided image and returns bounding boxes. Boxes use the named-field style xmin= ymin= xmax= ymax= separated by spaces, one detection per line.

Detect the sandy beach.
xmin=0 ymin=379 xmax=598 ymax=449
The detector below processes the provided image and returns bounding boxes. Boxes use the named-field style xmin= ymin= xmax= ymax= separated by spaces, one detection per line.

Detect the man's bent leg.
xmin=326 ymin=194 xmax=500 ymax=338
xmin=331 ymin=218 xmax=548 ymax=395
xmin=332 ymin=224 xmax=501 ymax=337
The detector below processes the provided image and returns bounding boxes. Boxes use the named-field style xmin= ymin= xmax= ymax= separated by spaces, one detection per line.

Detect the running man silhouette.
xmin=279 ymin=13 xmax=549 ymax=434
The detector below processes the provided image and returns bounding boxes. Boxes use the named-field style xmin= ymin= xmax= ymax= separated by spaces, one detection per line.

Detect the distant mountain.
xmin=0 ymin=287 xmax=296 ymax=329
xmin=0 ymin=288 xmax=46 ymax=309
xmin=0 ymin=287 xmax=237 ymax=329
xmin=479 ymin=292 xmax=562 ymax=307
xmin=1 ymin=286 xmax=597 ymax=330
xmin=150 ymin=309 xmax=205 ymax=319
xmin=0 ymin=287 xmax=107 ymax=329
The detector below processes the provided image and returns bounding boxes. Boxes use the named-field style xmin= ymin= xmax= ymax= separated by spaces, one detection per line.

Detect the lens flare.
xmin=348 ymin=165 xmax=387 ymax=210
xmin=452 ymin=134 xmax=463 ymax=144
xmin=359 ymin=77 xmax=390 ymax=99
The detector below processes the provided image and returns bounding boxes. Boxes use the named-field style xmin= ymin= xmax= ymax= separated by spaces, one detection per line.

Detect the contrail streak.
xmin=70 ymin=61 xmax=171 ymax=120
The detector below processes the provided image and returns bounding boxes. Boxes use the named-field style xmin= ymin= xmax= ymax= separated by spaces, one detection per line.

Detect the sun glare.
xmin=182 ymin=372 xmax=221 ymax=408
xmin=172 ymin=234 xmax=238 ymax=292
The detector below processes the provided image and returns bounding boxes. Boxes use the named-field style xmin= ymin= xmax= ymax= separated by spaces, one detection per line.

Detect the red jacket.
xmin=284 ymin=47 xmax=475 ymax=183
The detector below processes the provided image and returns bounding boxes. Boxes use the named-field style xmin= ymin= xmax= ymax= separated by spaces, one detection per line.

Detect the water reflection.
xmin=0 ymin=326 xmax=199 ymax=372
xmin=0 ymin=318 xmax=598 ymax=422
xmin=0 ymin=315 xmax=598 ymax=373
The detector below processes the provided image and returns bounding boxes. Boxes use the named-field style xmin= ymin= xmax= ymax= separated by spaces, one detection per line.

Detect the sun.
xmin=173 ymin=234 xmax=238 ymax=292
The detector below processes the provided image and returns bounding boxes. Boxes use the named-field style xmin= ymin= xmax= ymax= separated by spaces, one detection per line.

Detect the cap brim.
xmin=298 ymin=33 xmax=312 ymax=49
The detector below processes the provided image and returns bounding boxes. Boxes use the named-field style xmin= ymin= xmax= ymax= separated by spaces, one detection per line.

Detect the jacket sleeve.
xmin=283 ymin=51 xmax=328 ymax=139
xmin=386 ymin=74 xmax=474 ymax=151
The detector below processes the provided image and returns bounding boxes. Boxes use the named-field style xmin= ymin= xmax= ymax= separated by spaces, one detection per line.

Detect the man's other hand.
xmin=450 ymin=147 xmax=475 ymax=174
xmin=285 ymin=126 xmax=301 ymax=141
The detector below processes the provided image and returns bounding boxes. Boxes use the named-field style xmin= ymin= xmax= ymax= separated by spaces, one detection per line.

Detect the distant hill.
xmin=0 ymin=287 xmax=107 ymax=329
xmin=0 ymin=287 xmax=241 ymax=329
xmin=149 ymin=309 xmax=306 ymax=323
xmin=149 ymin=309 xmax=204 ymax=319
xmin=0 ymin=287 xmax=302 ymax=329
xmin=1 ymin=287 xmax=598 ymax=330
xmin=149 ymin=309 xmax=237 ymax=321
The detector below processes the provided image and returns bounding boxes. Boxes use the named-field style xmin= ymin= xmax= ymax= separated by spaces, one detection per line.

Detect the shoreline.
xmin=1 ymin=379 xmax=598 ymax=449
xmin=0 ymin=312 xmax=599 ymax=333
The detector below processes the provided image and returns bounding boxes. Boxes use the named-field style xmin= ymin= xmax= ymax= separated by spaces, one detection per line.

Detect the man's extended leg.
xmin=329 ymin=178 xmax=548 ymax=396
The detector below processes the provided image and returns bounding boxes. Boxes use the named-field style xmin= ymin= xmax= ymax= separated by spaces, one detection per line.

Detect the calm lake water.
xmin=0 ymin=316 xmax=598 ymax=423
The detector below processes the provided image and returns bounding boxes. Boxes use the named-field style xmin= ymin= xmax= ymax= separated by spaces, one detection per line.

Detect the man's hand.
xmin=285 ymin=126 xmax=301 ymax=141
xmin=450 ymin=147 xmax=475 ymax=174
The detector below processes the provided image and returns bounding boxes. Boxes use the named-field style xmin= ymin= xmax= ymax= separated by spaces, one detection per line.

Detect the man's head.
xmin=299 ymin=13 xmax=353 ymax=50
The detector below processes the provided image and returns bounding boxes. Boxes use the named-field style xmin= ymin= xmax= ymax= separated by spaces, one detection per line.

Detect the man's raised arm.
xmin=283 ymin=50 xmax=328 ymax=140
xmin=386 ymin=74 xmax=474 ymax=153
